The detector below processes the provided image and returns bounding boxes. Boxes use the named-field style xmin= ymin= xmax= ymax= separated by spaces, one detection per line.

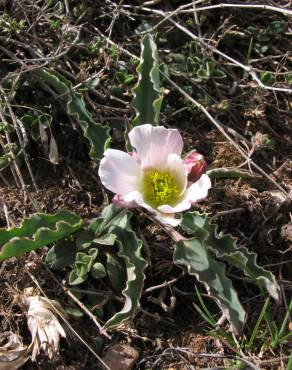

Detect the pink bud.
xmin=184 ymin=151 xmax=207 ymax=182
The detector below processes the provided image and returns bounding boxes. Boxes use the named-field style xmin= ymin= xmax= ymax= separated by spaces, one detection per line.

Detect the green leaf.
xmin=91 ymin=262 xmax=106 ymax=279
xmin=206 ymin=167 xmax=261 ymax=179
xmin=181 ymin=212 xmax=280 ymax=302
xmin=267 ymin=21 xmax=285 ymax=34
xmin=66 ymin=306 xmax=84 ymax=318
xmin=106 ymin=253 xmax=126 ymax=294
xmin=69 ymin=268 xmax=87 ymax=285
xmin=174 ymin=236 xmax=245 ymax=335
xmin=98 ymin=204 xmax=129 ymax=234
xmin=260 ymin=72 xmax=275 ymax=85
xmin=104 ymin=214 xmax=147 ymax=329
xmin=115 ymin=71 xmax=126 ymax=84
xmin=93 ymin=233 xmax=117 ymax=246
xmin=45 ymin=240 xmax=77 ymax=269
xmin=286 ymin=74 xmax=292 ymax=86
xmin=69 ymin=249 xmax=99 ymax=285
xmin=0 ymin=211 xmax=83 ymax=261
xmin=132 ymin=34 xmax=163 ymax=125
xmin=22 ymin=113 xmax=51 ymax=142
xmin=32 ymin=68 xmax=111 ymax=160
xmin=76 ymin=229 xmax=95 ymax=249
xmin=124 ymin=75 xmax=135 ymax=86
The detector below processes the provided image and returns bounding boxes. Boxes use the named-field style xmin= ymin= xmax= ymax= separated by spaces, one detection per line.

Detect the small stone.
xmin=102 ymin=344 xmax=139 ymax=370
xmin=102 ymin=343 xmax=139 ymax=370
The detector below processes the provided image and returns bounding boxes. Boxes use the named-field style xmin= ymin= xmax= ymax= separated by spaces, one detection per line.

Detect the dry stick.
xmin=144 ymin=274 xmax=184 ymax=293
xmin=26 ymin=270 xmax=112 ymax=370
xmin=0 ymin=172 xmax=10 ymax=186
xmin=64 ymin=0 xmax=70 ymax=16
xmin=137 ymin=1 xmax=292 ymax=32
xmin=0 ymin=107 xmax=25 ymax=189
xmin=139 ymin=347 xmax=262 ymax=370
xmin=0 ymin=83 xmax=39 ymax=191
xmin=1 ymin=91 xmax=39 ymax=192
xmin=0 ymin=198 xmax=11 ymax=227
xmin=105 ymin=0 xmax=124 ymax=47
xmin=122 ymin=4 xmax=292 ymax=93
xmin=178 ymin=3 xmax=292 ymax=17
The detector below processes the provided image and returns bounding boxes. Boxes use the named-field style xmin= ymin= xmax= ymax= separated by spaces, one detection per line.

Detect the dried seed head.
xmin=21 ymin=296 xmax=67 ymax=361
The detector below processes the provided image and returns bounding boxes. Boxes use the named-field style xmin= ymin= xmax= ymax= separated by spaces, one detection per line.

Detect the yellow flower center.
xmin=142 ymin=170 xmax=180 ymax=208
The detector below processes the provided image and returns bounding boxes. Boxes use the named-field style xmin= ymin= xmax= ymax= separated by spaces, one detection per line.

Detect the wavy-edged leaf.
xmin=104 ymin=215 xmax=147 ymax=329
xmin=0 ymin=211 xmax=83 ymax=261
xmin=206 ymin=167 xmax=261 ymax=179
xmin=132 ymin=34 xmax=163 ymax=125
xmin=174 ymin=236 xmax=245 ymax=335
xmin=33 ymin=68 xmax=111 ymax=160
xmin=181 ymin=212 xmax=280 ymax=302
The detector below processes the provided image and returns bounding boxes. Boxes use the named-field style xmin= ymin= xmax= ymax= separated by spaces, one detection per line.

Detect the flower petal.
xmin=154 ymin=212 xmax=181 ymax=226
xmin=129 ymin=124 xmax=183 ymax=169
xmin=124 ymin=191 xmax=181 ymax=226
xmin=157 ymin=198 xmax=191 ymax=214
xmin=185 ymin=174 xmax=212 ymax=203
xmin=167 ymin=153 xmax=188 ymax=194
xmin=158 ymin=174 xmax=211 ymax=214
xmin=124 ymin=190 xmax=153 ymax=212
xmin=98 ymin=149 xmax=142 ymax=195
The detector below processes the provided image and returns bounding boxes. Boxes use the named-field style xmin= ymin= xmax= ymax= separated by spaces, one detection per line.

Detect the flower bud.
xmin=184 ymin=151 xmax=207 ymax=182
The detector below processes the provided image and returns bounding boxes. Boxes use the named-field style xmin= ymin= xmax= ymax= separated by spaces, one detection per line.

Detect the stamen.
xmin=142 ymin=170 xmax=180 ymax=208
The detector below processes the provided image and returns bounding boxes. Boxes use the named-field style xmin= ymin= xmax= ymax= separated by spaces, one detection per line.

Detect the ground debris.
xmin=0 ymin=332 xmax=29 ymax=370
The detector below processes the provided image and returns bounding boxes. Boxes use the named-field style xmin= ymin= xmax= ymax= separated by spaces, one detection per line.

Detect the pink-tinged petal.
xmin=167 ymin=154 xmax=188 ymax=194
xmin=185 ymin=174 xmax=211 ymax=203
xmin=184 ymin=151 xmax=207 ymax=182
xmin=112 ymin=194 xmax=137 ymax=209
xmin=98 ymin=149 xmax=142 ymax=196
xmin=158 ymin=174 xmax=211 ymax=214
xmin=129 ymin=124 xmax=183 ymax=169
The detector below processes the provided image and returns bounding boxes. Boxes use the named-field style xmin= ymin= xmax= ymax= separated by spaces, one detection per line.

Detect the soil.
xmin=0 ymin=0 xmax=292 ymax=369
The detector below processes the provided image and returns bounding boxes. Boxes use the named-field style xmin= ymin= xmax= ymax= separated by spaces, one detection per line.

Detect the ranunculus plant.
xmin=98 ymin=124 xmax=211 ymax=226
xmin=0 ymin=34 xmax=281 ymax=347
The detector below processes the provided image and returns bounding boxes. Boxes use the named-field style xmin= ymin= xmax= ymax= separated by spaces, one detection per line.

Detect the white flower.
xmin=99 ymin=124 xmax=211 ymax=226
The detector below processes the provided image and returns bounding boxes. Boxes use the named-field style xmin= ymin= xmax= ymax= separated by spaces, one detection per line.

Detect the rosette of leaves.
xmin=45 ymin=205 xmax=147 ymax=330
